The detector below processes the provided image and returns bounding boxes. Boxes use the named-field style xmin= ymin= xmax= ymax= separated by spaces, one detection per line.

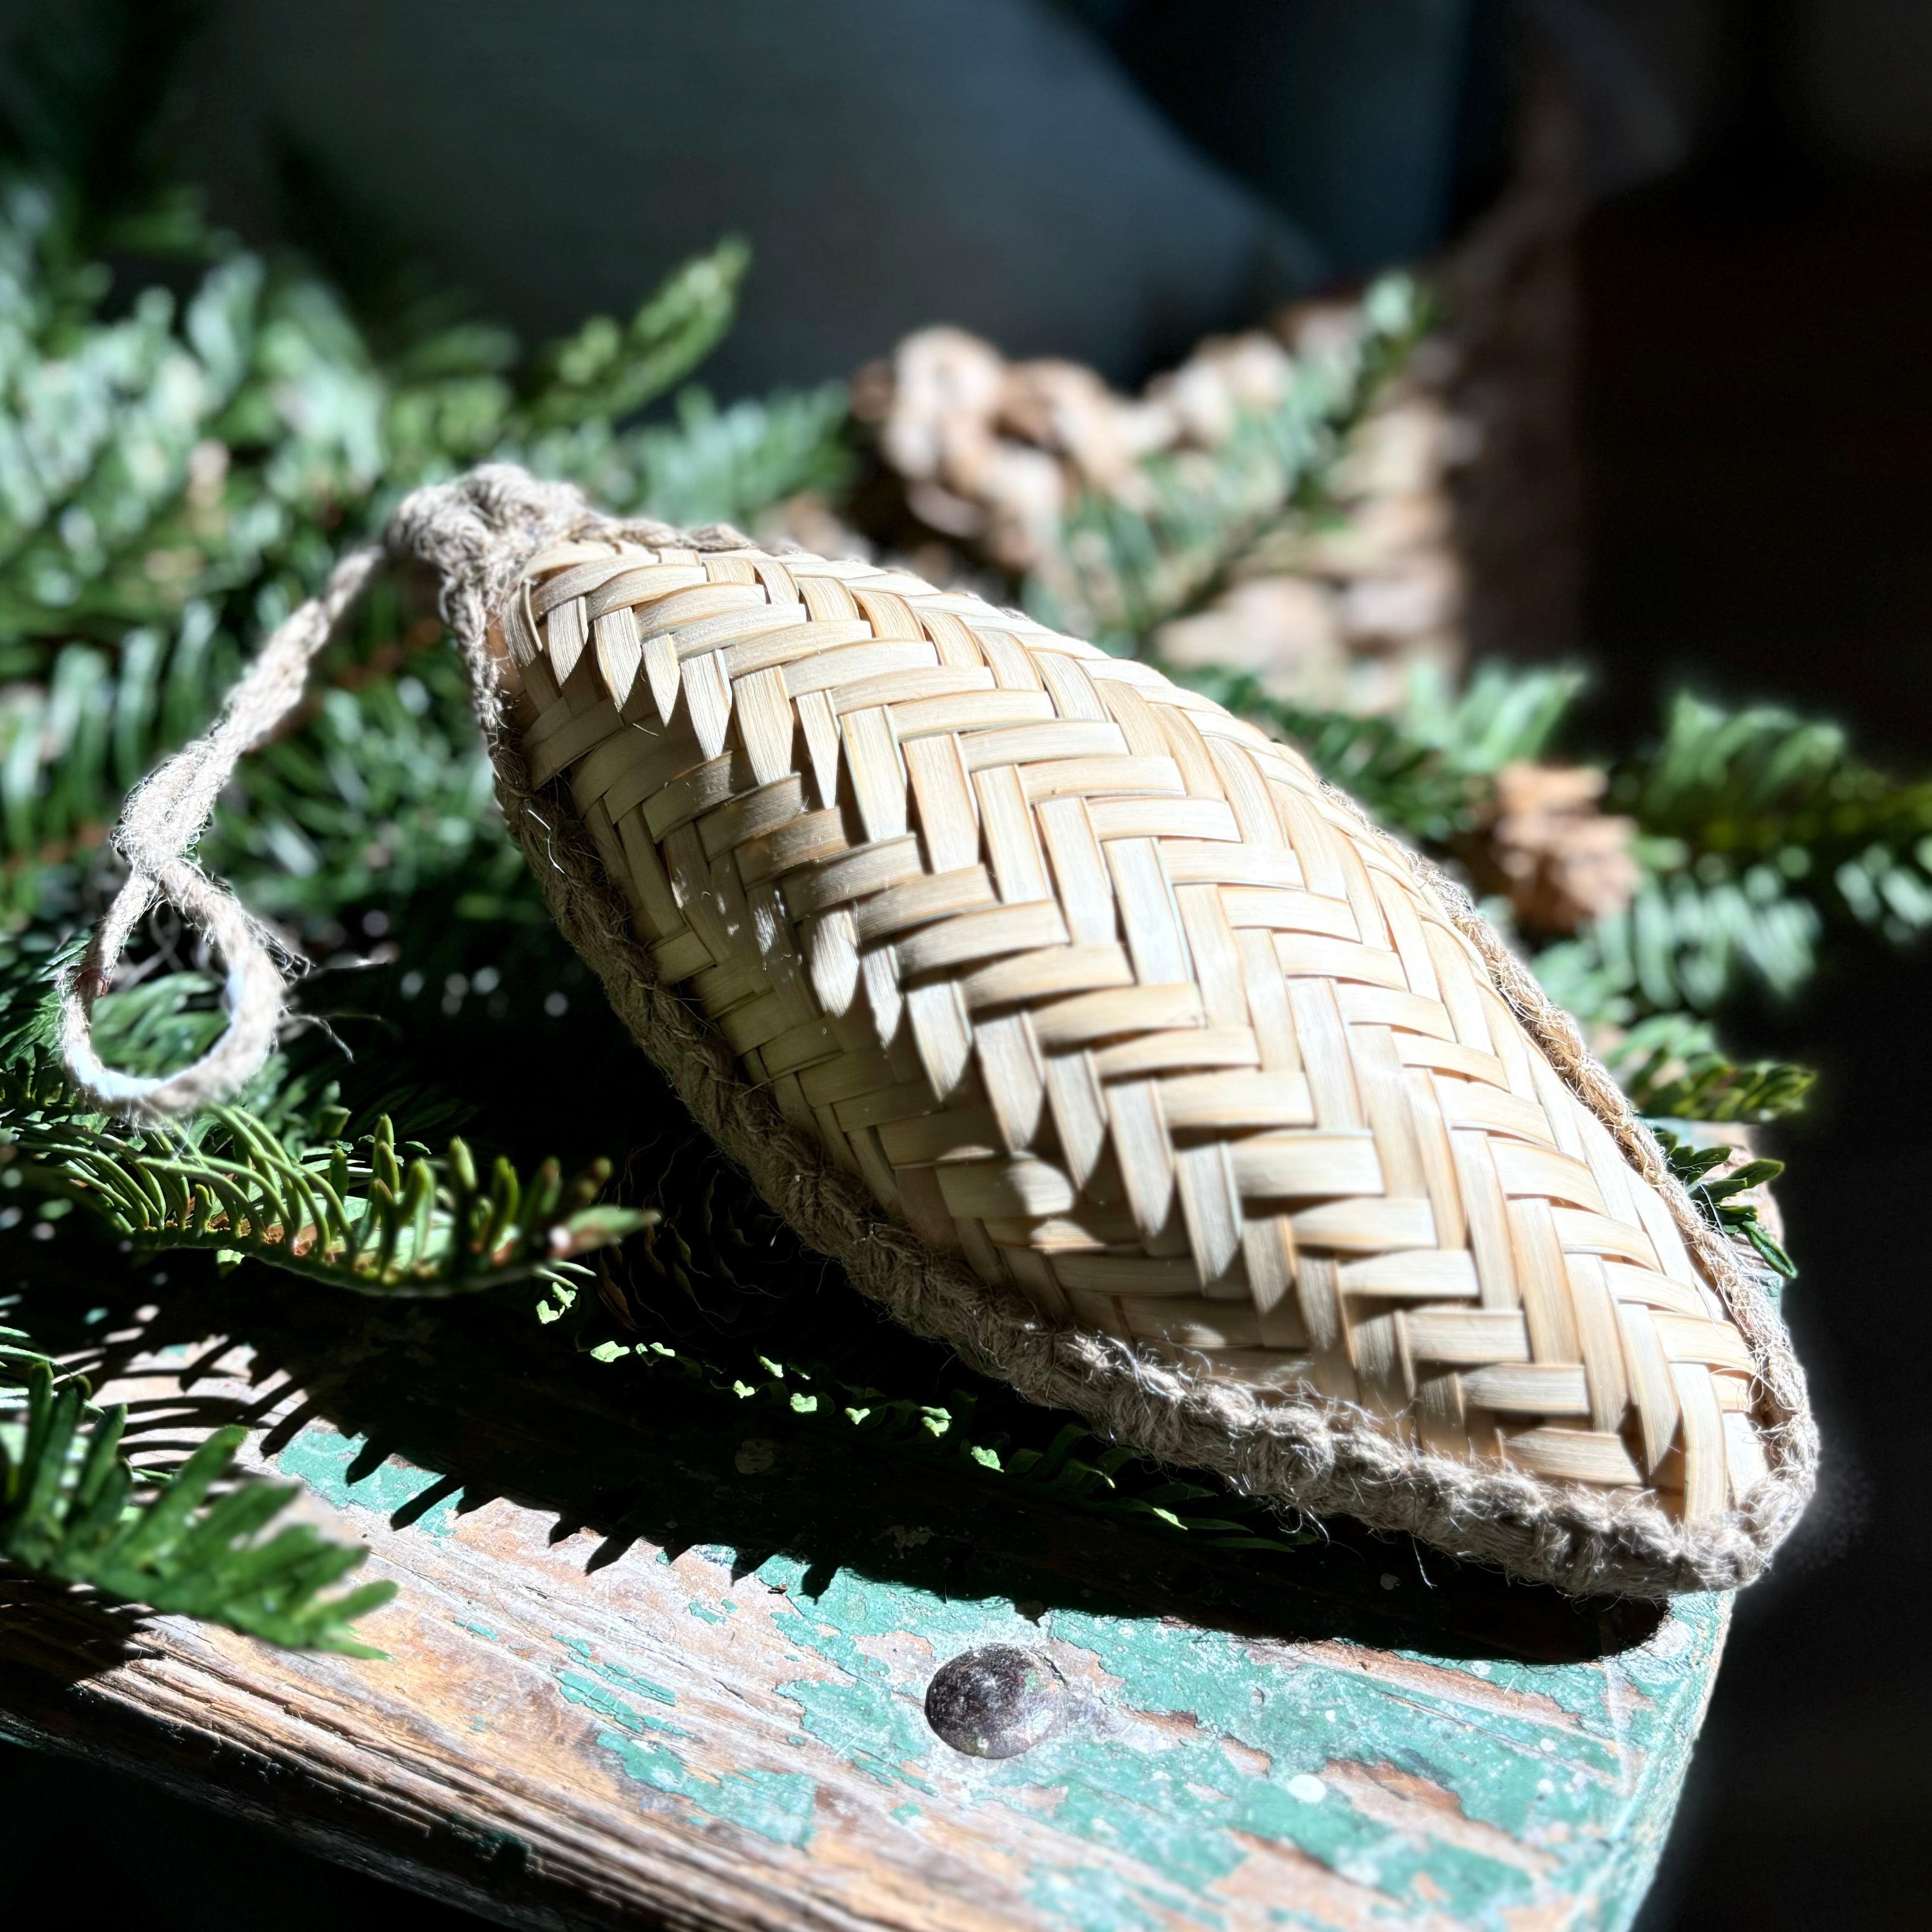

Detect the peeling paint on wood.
xmin=0 ymin=1248 xmax=1727 ymax=1931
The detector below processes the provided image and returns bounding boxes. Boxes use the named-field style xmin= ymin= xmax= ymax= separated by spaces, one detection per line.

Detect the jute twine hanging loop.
xmin=62 ymin=466 xmax=1816 ymax=1598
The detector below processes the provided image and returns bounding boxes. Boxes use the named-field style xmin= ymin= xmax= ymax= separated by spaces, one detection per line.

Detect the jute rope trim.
xmin=60 ymin=465 xmax=1817 ymax=1597
xmin=61 ymin=547 xmax=383 ymax=1118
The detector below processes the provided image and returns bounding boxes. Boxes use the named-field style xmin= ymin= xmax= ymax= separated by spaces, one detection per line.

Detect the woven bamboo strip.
xmin=496 ymin=533 xmax=1787 ymax=1529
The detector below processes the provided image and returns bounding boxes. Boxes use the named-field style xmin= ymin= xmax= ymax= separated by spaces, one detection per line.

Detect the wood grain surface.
xmin=0 ymin=1209 xmax=1733 ymax=1932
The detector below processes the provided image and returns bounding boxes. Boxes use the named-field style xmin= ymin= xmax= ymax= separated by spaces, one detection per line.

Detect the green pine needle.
xmin=1649 ymin=1126 xmax=1796 ymax=1281
xmin=523 ymin=238 xmax=750 ymax=433
xmin=1548 ymin=694 xmax=1932 ymax=1023
xmin=1 ymin=1354 xmax=393 ymax=1655
xmin=1026 ymin=274 xmax=1427 ymax=651
xmin=520 ymin=381 xmax=855 ymax=534
xmin=0 ymin=178 xmax=845 ymax=684
xmin=0 ymin=944 xmax=651 ymax=1296
xmin=1603 ymin=1014 xmax=1815 ymax=1123
xmin=564 ymin=1325 xmax=1314 ymax=1558
xmin=1186 ymin=660 xmax=1584 ymax=845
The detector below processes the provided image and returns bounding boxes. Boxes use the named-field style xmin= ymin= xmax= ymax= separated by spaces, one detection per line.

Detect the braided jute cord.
xmin=62 ymin=465 xmax=1817 ymax=1597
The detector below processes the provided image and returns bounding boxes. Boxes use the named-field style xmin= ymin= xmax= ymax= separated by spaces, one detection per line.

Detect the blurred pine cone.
xmin=1463 ymin=762 xmax=1639 ymax=935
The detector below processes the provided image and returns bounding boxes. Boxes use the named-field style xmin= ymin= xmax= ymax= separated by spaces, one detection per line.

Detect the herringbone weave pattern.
xmin=503 ymin=536 xmax=1771 ymax=1524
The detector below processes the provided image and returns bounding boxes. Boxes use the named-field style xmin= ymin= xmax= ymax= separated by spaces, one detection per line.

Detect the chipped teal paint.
xmin=592 ymin=1729 xmax=817 ymax=1850
xmin=556 ymin=1670 xmax=688 ymax=1739
xmin=275 ymin=1423 xmax=463 ymax=1539
xmin=1027 ymin=1604 xmax=1594 ymax=1913
xmin=556 ymin=1636 xmax=677 ymax=1709
xmin=754 ymin=1554 xmax=942 ymax=1796
xmin=1026 ymin=1859 xmax=1205 ymax=1932
xmin=555 ymin=1636 xmax=817 ymax=1849
xmin=270 ymin=1402 xmax=1716 ymax=1928
xmin=715 ymin=1549 xmax=1721 ymax=1932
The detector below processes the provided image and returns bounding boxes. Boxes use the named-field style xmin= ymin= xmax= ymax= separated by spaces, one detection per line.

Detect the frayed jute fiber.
xmin=62 ymin=466 xmax=1816 ymax=1598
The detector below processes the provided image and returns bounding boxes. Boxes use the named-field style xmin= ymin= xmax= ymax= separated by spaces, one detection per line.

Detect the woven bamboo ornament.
xmin=61 ymin=468 xmax=1817 ymax=1598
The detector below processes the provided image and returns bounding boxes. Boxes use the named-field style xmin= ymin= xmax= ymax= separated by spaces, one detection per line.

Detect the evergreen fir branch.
xmin=0 ymin=174 xmax=847 ymax=950
xmin=0 ymin=372 xmax=853 ymax=931
xmin=516 ymin=381 xmax=854 ymax=534
xmin=1649 ymin=1126 xmax=1796 ymax=1281
xmin=566 ymin=1322 xmax=1312 ymax=1556
xmin=1401 ymin=661 xmax=1584 ymax=774
xmin=630 ymin=383 xmax=852 ymax=528
xmin=1530 ymin=698 xmax=1931 ymax=1027
xmin=199 ymin=645 xmax=539 ymax=936
xmin=0 ymin=179 xmax=823 ymax=678
xmin=1600 ymin=1013 xmax=1815 ymax=1123
xmin=1026 ymin=275 xmax=1426 ymax=651
xmin=1618 ymin=694 xmax=1932 ymax=949
xmin=533 ymin=1154 xmax=1313 ymax=1558
xmin=0 ymin=946 xmax=650 ymax=1295
xmin=1532 ymin=866 xmax=1825 ymax=1025
xmin=520 ymin=238 xmax=751 ymax=433
xmin=0 ymin=607 xmax=243 ymax=924
xmin=19 ymin=1100 xmax=645 ymax=1296
xmin=0 ymin=193 xmax=293 ymax=646
xmin=0 ymin=599 xmax=539 ymax=946
xmin=1 ymin=1355 xmax=393 ymax=1654
xmin=1179 ymin=661 xmax=1582 ymax=845
xmin=0 ymin=1319 xmax=62 ymax=1381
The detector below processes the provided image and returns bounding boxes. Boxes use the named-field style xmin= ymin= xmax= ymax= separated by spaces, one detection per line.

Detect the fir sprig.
xmin=1 ymin=1352 xmax=393 ymax=1654
xmin=18 ymin=1100 xmax=645 ymax=1296
xmin=1188 ymin=660 xmax=1581 ymax=844
xmin=1535 ymin=697 xmax=1932 ymax=1031
xmin=523 ymin=239 xmax=750 ymax=433
xmin=1588 ymin=694 xmax=1932 ymax=1009
xmin=1027 ymin=276 xmax=1427 ymax=651
xmin=0 ymin=178 xmax=850 ymax=680
xmin=200 ymin=643 xmax=539 ymax=937
xmin=0 ymin=947 xmax=650 ymax=1296
xmin=1650 ymin=1127 xmax=1796 ymax=1281
xmin=520 ymin=381 xmax=855 ymax=534
xmin=0 ymin=578 xmax=550 ymax=956
xmin=1601 ymin=1014 xmax=1815 ymax=1124
xmin=0 ymin=609 xmax=241 ymax=923
xmin=551 ymin=1308 xmax=1312 ymax=1557
xmin=1530 ymin=867 xmax=1827 ymax=1025
xmin=1622 ymin=693 xmax=1932 ymax=896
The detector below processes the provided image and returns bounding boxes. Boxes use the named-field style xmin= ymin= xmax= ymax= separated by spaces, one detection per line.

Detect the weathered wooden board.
xmin=0 ymin=1229 xmax=1727 ymax=1931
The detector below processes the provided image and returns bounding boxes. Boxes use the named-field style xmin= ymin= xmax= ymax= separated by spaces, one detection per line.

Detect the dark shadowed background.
xmin=0 ymin=2 xmax=1925 ymax=1925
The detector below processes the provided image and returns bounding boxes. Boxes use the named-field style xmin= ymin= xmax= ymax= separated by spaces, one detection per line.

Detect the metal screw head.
xmin=925 ymin=1645 xmax=1063 ymax=1758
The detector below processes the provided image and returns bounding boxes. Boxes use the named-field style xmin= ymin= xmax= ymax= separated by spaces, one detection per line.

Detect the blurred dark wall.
xmin=1068 ymin=0 xmax=1520 ymax=272
xmin=174 ymin=0 xmax=1330 ymax=389
xmin=0 ymin=0 xmax=1541 ymax=389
